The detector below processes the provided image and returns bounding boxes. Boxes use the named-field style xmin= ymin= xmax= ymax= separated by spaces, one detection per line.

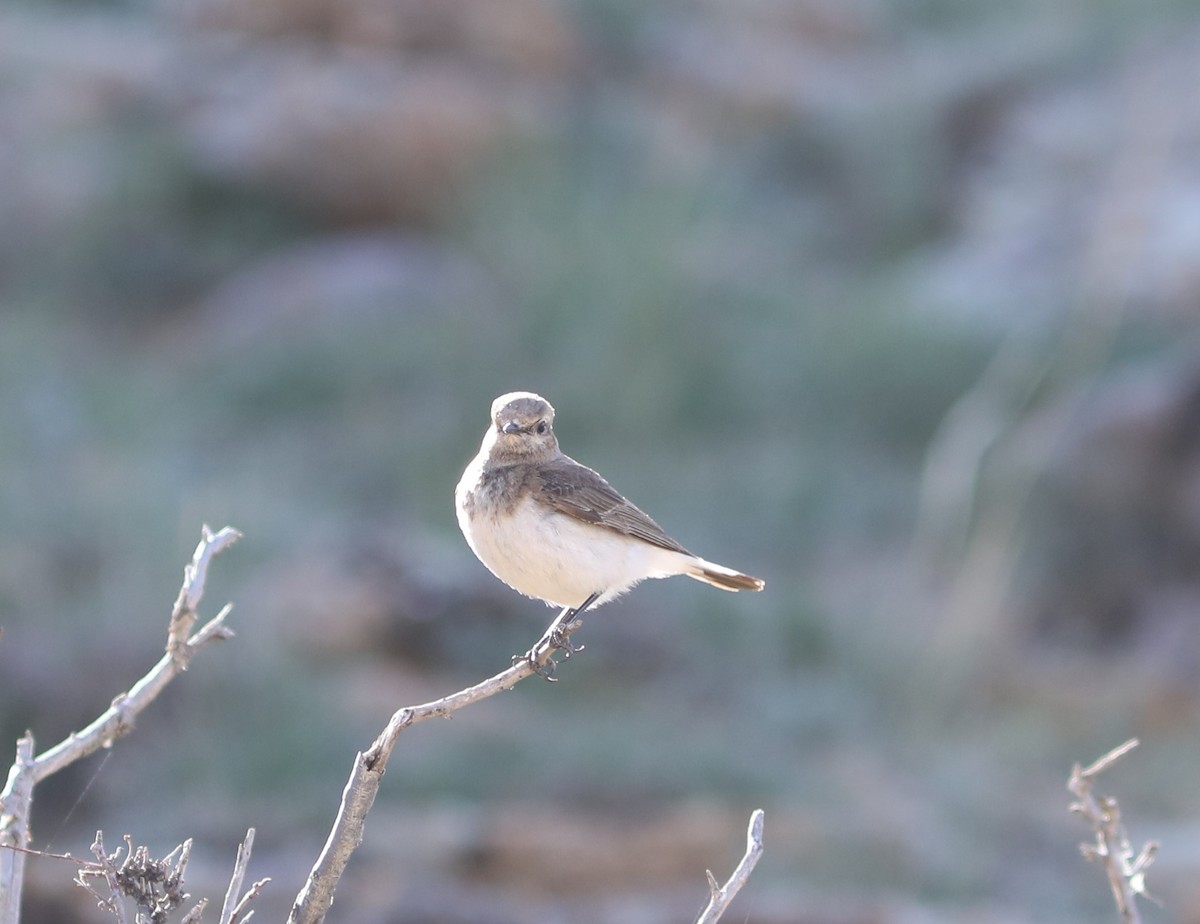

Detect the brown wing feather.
xmin=537 ymin=457 xmax=691 ymax=555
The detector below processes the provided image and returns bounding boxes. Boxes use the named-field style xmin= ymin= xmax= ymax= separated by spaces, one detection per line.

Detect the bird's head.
xmin=485 ymin=391 xmax=558 ymax=461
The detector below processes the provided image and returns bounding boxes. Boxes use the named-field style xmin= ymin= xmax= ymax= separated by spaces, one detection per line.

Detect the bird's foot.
xmin=514 ymin=611 xmax=585 ymax=681
xmin=515 ymin=595 xmax=597 ymax=682
xmin=514 ymin=648 xmax=559 ymax=681
xmin=549 ymin=621 xmax=584 ymax=656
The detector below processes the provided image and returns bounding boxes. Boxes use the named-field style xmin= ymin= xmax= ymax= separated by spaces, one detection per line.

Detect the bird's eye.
xmin=536 ymin=420 xmax=548 ymax=435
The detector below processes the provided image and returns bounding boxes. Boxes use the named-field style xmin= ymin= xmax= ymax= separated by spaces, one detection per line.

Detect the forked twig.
xmin=220 ymin=828 xmax=270 ymax=924
xmin=71 ymin=828 xmax=265 ymax=924
xmin=0 ymin=526 xmax=242 ymax=924
xmin=695 ymin=809 xmax=765 ymax=923
xmin=288 ymin=608 xmax=589 ymax=924
xmin=1069 ymin=738 xmax=1159 ymax=923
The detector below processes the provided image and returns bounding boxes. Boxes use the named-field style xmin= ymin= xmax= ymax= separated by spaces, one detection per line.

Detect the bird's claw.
xmin=513 ymin=618 xmax=584 ymax=682
xmin=514 ymin=598 xmax=595 ymax=682
xmin=549 ymin=625 xmax=584 ymax=656
xmin=514 ymin=649 xmax=558 ymax=681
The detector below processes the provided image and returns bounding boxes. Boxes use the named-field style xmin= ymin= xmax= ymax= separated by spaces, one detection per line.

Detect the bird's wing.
xmin=537 ymin=457 xmax=691 ymax=555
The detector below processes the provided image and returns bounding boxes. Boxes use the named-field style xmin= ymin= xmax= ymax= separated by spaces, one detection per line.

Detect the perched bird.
xmin=455 ymin=391 xmax=764 ymax=620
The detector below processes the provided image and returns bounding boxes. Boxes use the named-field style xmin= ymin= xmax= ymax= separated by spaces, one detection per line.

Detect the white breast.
xmin=456 ymin=491 xmax=691 ymax=610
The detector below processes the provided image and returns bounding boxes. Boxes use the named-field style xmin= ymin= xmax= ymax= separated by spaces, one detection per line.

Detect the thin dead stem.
xmin=1069 ymin=738 xmax=1159 ymax=923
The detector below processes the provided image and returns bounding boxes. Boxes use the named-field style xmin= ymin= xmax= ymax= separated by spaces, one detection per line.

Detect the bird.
xmin=455 ymin=391 xmax=764 ymax=623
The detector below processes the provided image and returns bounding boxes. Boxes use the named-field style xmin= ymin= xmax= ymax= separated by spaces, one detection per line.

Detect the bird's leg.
xmin=548 ymin=591 xmax=599 ymax=653
xmin=518 ymin=592 xmax=601 ymax=680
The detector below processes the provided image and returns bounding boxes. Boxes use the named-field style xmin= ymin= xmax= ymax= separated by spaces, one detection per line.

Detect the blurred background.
xmin=3 ymin=0 xmax=1200 ymax=921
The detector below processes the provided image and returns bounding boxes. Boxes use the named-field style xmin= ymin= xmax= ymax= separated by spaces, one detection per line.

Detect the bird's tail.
xmin=685 ymin=558 xmax=765 ymax=593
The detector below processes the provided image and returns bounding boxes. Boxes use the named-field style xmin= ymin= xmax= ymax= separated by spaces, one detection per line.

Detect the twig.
xmin=81 ymin=833 xmax=131 ymax=924
xmin=227 ymin=877 xmax=270 ymax=924
xmin=69 ymin=829 xmax=264 ymax=924
xmin=1080 ymin=738 xmax=1141 ymax=778
xmin=287 ymin=610 xmax=587 ymax=924
xmin=0 ymin=525 xmax=242 ymax=924
xmin=219 ymin=828 xmax=270 ymax=924
xmin=0 ymin=735 xmax=35 ymax=924
xmin=73 ymin=830 xmax=258 ymax=924
xmin=695 ymin=809 xmax=765 ymax=924
xmin=1069 ymin=738 xmax=1159 ymax=923
xmin=169 ymin=526 xmax=239 ymax=662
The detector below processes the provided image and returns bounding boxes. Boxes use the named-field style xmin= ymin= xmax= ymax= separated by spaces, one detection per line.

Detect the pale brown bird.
xmin=455 ymin=391 xmax=764 ymax=618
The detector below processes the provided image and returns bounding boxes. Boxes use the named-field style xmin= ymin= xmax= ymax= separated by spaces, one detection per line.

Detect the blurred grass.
xmin=3 ymin=0 xmax=1200 ymax=920
xmin=0 ymin=118 xmax=1011 ymax=845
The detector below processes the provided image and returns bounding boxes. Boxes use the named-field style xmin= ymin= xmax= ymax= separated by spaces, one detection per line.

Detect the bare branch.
xmin=1069 ymin=739 xmax=1159 ymax=923
xmin=0 ymin=735 xmax=35 ymax=924
xmin=229 ymin=878 xmax=270 ymax=924
xmin=169 ymin=526 xmax=241 ymax=662
xmin=288 ymin=609 xmax=588 ymax=924
xmin=180 ymin=898 xmax=210 ymax=924
xmin=0 ymin=525 xmax=242 ymax=924
xmin=1079 ymin=738 xmax=1141 ymax=779
xmin=219 ymin=828 xmax=269 ymax=924
xmin=67 ymin=830 xmax=263 ymax=924
xmin=695 ymin=809 xmax=765 ymax=924
xmin=23 ymin=526 xmax=241 ymax=786
xmin=82 ymin=832 xmax=132 ymax=924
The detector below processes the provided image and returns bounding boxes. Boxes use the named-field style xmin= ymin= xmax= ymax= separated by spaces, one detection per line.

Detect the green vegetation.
xmin=2 ymin=0 xmax=1198 ymax=919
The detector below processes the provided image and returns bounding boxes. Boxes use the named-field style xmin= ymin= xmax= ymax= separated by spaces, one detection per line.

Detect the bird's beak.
xmin=502 ymin=421 xmax=522 ymax=434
